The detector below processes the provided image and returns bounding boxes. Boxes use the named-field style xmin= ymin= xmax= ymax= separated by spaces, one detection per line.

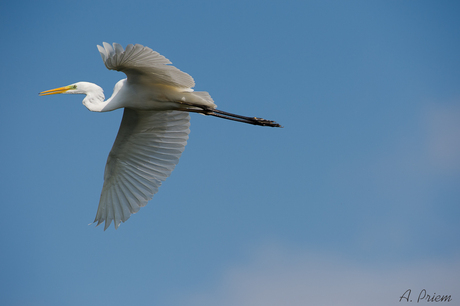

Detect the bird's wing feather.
xmin=97 ymin=42 xmax=195 ymax=89
xmin=94 ymin=109 xmax=190 ymax=230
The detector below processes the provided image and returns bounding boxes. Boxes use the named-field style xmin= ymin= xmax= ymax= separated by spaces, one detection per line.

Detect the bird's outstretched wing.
xmin=94 ymin=109 xmax=190 ymax=230
xmin=97 ymin=42 xmax=195 ymax=89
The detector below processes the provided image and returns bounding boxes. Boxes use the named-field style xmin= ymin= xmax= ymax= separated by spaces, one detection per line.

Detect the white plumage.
xmin=96 ymin=109 xmax=190 ymax=230
xmin=40 ymin=42 xmax=281 ymax=230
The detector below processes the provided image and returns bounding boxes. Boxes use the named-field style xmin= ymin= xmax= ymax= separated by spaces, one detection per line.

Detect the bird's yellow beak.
xmin=39 ymin=85 xmax=73 ymax=96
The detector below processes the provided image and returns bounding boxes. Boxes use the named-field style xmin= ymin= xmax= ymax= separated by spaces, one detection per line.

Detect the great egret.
xmin=40 ymin=42 xmax=281 ymax=230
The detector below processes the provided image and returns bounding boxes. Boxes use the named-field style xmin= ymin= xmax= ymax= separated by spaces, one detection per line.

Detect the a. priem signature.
xmin=400 ymin=289 xmax=452 ymax=303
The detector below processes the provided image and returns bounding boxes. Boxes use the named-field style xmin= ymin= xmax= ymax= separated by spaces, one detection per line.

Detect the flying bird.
xmin=40 ymin=42 xmax=281 ymax=230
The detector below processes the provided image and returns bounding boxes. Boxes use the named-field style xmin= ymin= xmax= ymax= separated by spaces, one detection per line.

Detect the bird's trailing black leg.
xmin=177 ymin=101 xmax=282 ymax=127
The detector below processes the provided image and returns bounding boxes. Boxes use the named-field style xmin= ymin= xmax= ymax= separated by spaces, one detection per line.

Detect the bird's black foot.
xmin=177 ymin=101 xmax=282 ymax=128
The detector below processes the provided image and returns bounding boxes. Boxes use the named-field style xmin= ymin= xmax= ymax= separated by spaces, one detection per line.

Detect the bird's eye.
xmin=71 ymin=85 xmax=77 ymax=89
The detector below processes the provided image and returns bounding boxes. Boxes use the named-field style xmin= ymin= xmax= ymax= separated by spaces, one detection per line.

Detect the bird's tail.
xmin=183 ymin=91 xmax=216 ymax=109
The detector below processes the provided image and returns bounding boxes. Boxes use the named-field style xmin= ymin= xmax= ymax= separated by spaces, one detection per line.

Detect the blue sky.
xmin=1 ymin=1 xmax=459 ymax=305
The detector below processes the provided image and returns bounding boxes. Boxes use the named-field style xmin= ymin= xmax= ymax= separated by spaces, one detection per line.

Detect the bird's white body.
xmin=40 ymin=42 xmax=279 ymax=230
xmin=77 ymin=79 xmax=215 ymax=112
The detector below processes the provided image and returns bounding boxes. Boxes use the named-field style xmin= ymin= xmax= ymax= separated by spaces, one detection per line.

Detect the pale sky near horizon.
xmin=1 ymin=1 xmax=459 ymax=305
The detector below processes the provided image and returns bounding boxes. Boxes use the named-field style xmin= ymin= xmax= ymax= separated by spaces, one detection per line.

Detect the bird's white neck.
xmin=81 ymin=84 xmax=108 ymax=112
xmin=79 ymin=80 xmax=126 ymax=112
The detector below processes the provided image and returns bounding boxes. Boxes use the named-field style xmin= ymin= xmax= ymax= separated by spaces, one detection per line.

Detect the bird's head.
xmin=39 ymin=82 xmax=99 ymax=96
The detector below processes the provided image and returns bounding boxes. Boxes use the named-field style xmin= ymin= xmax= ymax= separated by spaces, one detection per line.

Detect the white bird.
xmin=40 ymin=42 xmax=281 ymax=230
